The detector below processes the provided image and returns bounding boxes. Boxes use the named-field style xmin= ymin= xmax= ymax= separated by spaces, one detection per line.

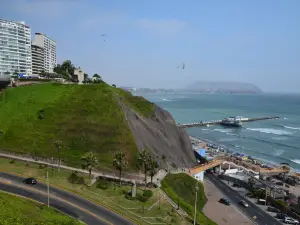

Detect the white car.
xmin=284 ymin=217 xmax=299 ymax=224
xmin=239 ymin=200 xmax=249 ymax=208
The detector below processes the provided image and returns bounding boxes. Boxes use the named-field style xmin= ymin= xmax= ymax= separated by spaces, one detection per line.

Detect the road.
xmin=0 ymin=172 xmax=135 ymax=225
xmin=207 ymin=174 xmax=282 ymax=225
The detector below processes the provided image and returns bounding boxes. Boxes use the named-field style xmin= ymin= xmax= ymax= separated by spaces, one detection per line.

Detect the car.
xmin=233 ymin=183 xmax=242 ymax=188
xmin=277 ymin=213 xmax=288 ymax=219
xmin=276 ymin=181 xmax=284 ymax=186
xmin=284 ymin=217 xmax=299 ymax=224
xmin=267 ymin=206 xmax=281 ymax=213
xmin=23 ymin=177 xmax=37 ymax=185
xmin=219 ymin=198 xmax=231 ymax=205
xmin=239 ymin=200 xmax=249 ymax=208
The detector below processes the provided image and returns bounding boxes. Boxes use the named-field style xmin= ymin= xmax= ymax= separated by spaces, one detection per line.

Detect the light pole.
xmin=46 ymin=171 xmax=50 ymax=207
xmin=193 ymin=182 xmax=199 ymax=225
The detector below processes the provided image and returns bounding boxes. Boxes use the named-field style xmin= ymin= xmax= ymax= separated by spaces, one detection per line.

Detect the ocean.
xmin=137 ymin=92 xmax=300 ymax=171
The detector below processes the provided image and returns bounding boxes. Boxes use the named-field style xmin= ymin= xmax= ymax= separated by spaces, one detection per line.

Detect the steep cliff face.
xmin=121 ymin=101 xmax=196 ymax=168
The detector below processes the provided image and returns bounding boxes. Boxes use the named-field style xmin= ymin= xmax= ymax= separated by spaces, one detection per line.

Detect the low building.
xmin=73 ymin=67 xmax=84 ymax=84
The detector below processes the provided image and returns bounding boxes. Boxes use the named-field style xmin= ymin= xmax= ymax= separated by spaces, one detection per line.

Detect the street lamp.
xmin=193 ymin=182 xmax=199 ymax=225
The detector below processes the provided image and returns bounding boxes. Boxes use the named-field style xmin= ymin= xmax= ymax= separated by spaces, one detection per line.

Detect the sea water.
xmin=139 ymin=92 xmax=300 ymax=171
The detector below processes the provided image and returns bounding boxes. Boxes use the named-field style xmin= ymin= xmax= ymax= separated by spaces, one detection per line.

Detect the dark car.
xmin=233 ymin=183 xmax=242 ymax=188
xmin=276 ymin=212 xmax=288 ymax=219
xmin=23 ymin=177 xmax=37 ymax=185
xmin=219 ymin=198 xmax=231 ymax=205
xmin=267 ymin=206 xmax=281 ymax=213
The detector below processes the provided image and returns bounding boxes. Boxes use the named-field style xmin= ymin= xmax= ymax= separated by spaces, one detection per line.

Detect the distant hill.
xmin=185 ymin=81 xmax=262 ymax=94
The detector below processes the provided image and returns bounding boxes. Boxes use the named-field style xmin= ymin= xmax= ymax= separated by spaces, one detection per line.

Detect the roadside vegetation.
xmin=0 ymin=158 xmax=189 ymax=225
xmin=0 ymin=190 xmax=83 ymax=225
xmin=161 ymin=173 xmax=217 ymax=225
xmin=0 ymin=82 xmax=140 ymax=169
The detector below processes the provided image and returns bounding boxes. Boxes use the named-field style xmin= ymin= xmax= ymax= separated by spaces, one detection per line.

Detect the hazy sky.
xmin=2 ymin=0 xmax=300 ymax=92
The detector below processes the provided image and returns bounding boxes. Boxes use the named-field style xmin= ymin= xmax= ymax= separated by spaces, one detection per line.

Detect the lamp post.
xmin=193 ymin=182 xmax=199 ymax=225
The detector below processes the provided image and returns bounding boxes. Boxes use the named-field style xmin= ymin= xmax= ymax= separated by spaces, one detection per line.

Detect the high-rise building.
xmin=31 ymin=44 xmax=44 ymax=75
xmin=32 ymin=33 xmax=56 ymax=73
xmin=0 ymin=19 xmax=32 ymax=75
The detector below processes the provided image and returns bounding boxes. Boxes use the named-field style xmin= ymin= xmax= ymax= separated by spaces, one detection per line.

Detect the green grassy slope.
xmin=0 ymin=191 xmax=83 ymax=225
xmin=0 ymin=83 xmax=151 ymax=169
xmin=161 ymin=173 xmax=217 ymax=225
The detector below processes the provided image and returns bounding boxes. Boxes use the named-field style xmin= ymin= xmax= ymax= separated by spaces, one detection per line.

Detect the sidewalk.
xmin=0 ymin=152 xmax=144 ymax=185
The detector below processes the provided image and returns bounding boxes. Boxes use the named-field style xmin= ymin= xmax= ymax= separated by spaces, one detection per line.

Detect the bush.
xmin=143 ymin=190 xmax=153 ymax=198
xmin=96 ymin=179 xmax=110 ymax=190
xmin=125 ymin=192 xmax=136 ymax=200
xmin=39 ymin=164 xmax=47 ymax=169
xmin=9 ymin=160 xmax=15 ymax=164
xmin=137 ymin=194 xmax=148 ymax=202
xmin=68 ymin=171 xmax=85 ymax=184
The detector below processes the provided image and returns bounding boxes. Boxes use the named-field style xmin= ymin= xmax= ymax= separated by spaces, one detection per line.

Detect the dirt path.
xmin=203 ymin=179 xmax=254 ymax=225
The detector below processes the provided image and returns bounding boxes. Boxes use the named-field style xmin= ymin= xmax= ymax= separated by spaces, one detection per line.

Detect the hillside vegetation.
xmin=161 ymin=173 xmax=216 ymax=225
xmin=0 ymin=83 xmax=154 ymax=169
xmin=0 ymin=191 xmax=83 ymax=225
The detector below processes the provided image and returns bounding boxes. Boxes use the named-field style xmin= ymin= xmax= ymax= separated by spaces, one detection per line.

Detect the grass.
xmin=0 ymin=83 xmax=139 ymax=169
xmin=161 ymin=173 xmax=217 ymax=225
xmin=0 ymin=190 xmax=83 ymax=225
xmin=114 ymin=87 xmax=154 ymax=118
xmin=0 ymin=158 xmax=190 ymax=225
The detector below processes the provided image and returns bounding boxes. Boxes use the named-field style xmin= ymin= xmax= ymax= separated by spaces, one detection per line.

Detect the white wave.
xmin=283 ymin=118 xmax=288 ymax=120
xmin=161 ymin=98 xmax=173 ymax=101
xmin=291 ymin=159 xmax=300 ymax=165
xmin=246 ymin=128 xmax=294 ymax=136
xmin=214 ymin=129 xmax=231 ymax=133
xmin=284 ymin=126 xmax=300 ymax=131
xmin=274 ymin=150 xmax=285 ymax=156
xmin=271 ymin=136 xmax=288 ymax=141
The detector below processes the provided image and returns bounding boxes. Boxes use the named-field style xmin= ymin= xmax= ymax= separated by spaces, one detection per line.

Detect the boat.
xmin=221 ymin=117 xmax=242 ymax=127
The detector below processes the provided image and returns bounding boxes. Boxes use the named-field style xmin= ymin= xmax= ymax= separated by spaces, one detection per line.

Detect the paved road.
xmin=207 ymin=174 xmax=282 ymax=225
xmin=0 ymin=172 xmax=135 ymax=225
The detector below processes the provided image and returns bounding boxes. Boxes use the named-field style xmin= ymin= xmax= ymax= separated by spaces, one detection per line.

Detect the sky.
xmin=1 ymin=0 xmax=300 ymax=93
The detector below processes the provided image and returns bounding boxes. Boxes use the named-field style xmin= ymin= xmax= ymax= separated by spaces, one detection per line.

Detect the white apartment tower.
xmin=0 ymin=19 xmax=32 ymax=75
xmin=32 ymin=33 xmax=56 ymax=73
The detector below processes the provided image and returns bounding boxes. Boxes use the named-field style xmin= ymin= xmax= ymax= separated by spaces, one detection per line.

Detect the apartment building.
xmin=0 ymin=19 xmax=32 ymax=75
xmin=31 ymin=44 xmax=44 ymax=75
xmin=32 ymin=33 xmax=56 ymax=73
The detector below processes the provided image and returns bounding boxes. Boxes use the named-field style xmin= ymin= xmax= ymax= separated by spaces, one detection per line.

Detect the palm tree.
xmin=81 ymin=152 xmax=98 ymax=177
xmin=112 ymin=152 xmax=128 ymax=185
xmin=137 ymin=148 xmax=152 ymax=186
xmin=148 ymin=158 xmax=159 ymax=184
xmin=53 ymin=140 xmax=62 ymax=171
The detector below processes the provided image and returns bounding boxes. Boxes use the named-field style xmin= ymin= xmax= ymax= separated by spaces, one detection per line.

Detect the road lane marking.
xmin=0 ymin=180 xmax=113 ymax=225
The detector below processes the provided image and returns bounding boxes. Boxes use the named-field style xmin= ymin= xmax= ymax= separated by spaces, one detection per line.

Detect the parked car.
xmin=276 ymin=181 xmax=284 ymax=186
xmin=219 ymin=198 xmax=231 ymax=205
xmin=233 ymin=183 xmax=242 ymax=188
xmin=277 ymin=213 xmax=288 ymax=219
xmin=284 ymin=217 xmax=299 ymax=224
xmin=23 ymin=177 xmax=37 ymax=185
xmin=239 ymin=200 xmax=249 ymax=208
xmin=267 ymin=206 xmax=281 ymax=213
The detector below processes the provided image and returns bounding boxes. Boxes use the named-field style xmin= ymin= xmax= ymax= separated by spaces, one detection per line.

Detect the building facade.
xmin=0 ymin=19 xmax=32 ymax=75
xmin=32 ymin=33 xmax=56 ymax=73
xmin=31 ymin=44 xmax=44 ymax=75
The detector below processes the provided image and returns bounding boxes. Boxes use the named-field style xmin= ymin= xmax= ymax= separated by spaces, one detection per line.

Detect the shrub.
xmin=68 ymin=171 xmax=85 ymax=184
xmin=96 ymin=179 xmax=110 ymax=190
xmin=143 ymin=190 xmax=153 ymax=198
xmin=39 ymin=164 xmax=47 ymax=169
xmin=9 ymin=160 xmax=15 ymax=164
xmin=125 ymin=192 xmax=136 ymax=200
xmin=137 ymin=194 xmax=148 ymax=202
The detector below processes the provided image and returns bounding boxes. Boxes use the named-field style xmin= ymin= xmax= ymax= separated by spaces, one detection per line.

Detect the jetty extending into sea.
xmin=177 ymin=116 xmax=280 ymax=128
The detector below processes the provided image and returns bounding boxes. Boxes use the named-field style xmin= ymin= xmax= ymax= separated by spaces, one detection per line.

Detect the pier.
xmin=177 ymin=116 xmax=280 ymax=128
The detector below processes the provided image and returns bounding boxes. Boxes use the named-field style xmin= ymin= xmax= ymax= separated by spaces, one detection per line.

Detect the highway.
xmin=206 ymin=174 xmax=282 ymax=225
xmin=0 ymin=172 xmax=135 ymax=225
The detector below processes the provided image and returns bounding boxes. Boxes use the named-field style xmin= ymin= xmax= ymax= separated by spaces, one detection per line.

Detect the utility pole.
xmin=194 ymin=182 xmax=199 ymax=225
xmin=47 ymin=171 xmax=50 ymax=207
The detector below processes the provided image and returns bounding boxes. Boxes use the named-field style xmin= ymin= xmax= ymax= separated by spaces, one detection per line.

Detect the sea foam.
xmin=246 ymin=128 xmax=293 ymax=136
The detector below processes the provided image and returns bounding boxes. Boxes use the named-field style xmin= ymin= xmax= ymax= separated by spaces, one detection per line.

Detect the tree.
xmin=53 ymin=140 xmax=62 ymax=171
xmin=112 ymin=84 xmax=116 ymax=88
xmin=93 ymin=74 xmax=101 ymax=79
xmin=248 ymin=177 xmax=256 ymax=191
xmin=84 ymin=73 xmax=88 ymax=80
xmin=148 ymin=157 xmax=159 ymax=184
xmin=112 ymin=152 xmax=128 ymax=185
xmin=137 ymin=148 xmax=152 ymax=186
xmin=81 ymin=152 xmax=98 ymax=177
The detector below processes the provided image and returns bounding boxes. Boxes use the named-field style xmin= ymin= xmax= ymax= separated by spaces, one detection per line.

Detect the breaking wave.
xmin=290 ymin=159 xmax=300 ymax=165
xmin=246 ymin=128 xmax=294 ymax=136
xmin=284 ymin=126 xmax=300 ymax=131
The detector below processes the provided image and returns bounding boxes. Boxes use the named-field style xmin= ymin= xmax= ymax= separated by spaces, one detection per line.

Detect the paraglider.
xmin=101 ymin=34 xmax=107 ymax=42
xmin=177 ymin=62 xmax=185 ymax=69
